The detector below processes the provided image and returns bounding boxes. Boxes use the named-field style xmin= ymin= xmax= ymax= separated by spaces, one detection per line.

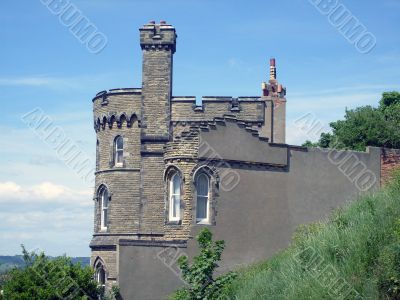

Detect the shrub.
xmin=171 ymin=228 xmax=236 ymax=300
xmin=2 ymin=246 xmax=100 ymax=300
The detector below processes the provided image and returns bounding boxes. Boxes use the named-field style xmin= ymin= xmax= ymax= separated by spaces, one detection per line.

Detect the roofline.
xmin=92 ymin=88 xmax=142 ymax=102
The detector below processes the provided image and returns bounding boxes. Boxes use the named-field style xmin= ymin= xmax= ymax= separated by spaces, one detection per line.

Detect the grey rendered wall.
xmin=118 ymin=242 xmax=186 ymax=300
xmin=197 ymin=124 xmax=381 ymax=271
xmin=118 ymin=123 xmax=381 ymax=300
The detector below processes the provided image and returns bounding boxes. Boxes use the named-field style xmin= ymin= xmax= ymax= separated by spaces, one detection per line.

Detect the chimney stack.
xmin=269 ymin=58 xmax=276 ymax=80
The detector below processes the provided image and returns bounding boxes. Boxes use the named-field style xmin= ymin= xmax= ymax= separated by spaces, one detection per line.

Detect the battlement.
xmin=171 ymin=96 xmax=265 ymax=123
xmin=92 ymin=88 xmax=142 ymax=102
xmin=140 ymin=21 xmax=177 ymax=53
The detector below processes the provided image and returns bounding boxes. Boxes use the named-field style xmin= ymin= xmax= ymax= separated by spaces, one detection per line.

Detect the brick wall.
xmin=381 ymin=148 xmax=400 ymax=186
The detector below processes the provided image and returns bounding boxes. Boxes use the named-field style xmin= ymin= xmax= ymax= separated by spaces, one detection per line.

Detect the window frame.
xmin=195 ymin=173 xmax=210 ymax=224
xmin=114 ymin=136 xmax=124 ymax=167
xmin=94 ymin=260 xmax=106 ymax=292
xmin=99 ymin=187 xmax=109 ymax=231
xmin=169 ymin=173 xmax=181 ymax=222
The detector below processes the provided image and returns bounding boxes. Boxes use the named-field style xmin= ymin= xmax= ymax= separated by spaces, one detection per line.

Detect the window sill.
xmin=166 ymin=220 xmax=182 ymax=225
xmin=196 ymin=220 xmax=210 ymax=225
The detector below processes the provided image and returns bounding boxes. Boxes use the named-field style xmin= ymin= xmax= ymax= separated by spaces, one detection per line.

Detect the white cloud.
xmin=0 ymin=208 xmax=92 ymax=256
xmin=0 ymin=76 xmax=59 ymax=87
xmin=0 ymin=73 xmax=125 ymax=90
xmin=0 ymin=181 xmax=92 ymax=206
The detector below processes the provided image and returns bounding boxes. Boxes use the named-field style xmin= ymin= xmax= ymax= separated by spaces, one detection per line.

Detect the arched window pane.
xmin=173 ymin=174 xmax=181 ymax=195
xmin=196 ymin=174 xmax=209 ymax=222
xmin=170 ymin=174 xmax=181 ymax=220
xmin=100 ymin=187 xmax=109 ymax=229
xmin=96 ymin=140 xmax=100 ymax=170
xmin=197 ymin=174 xmax=209 ymax=196
xmin=116 ymin=136 xmax=123 ymax=150
xmin=115 ymin=136 xmax=123 ymax=165
xmin=97 ymin=267 xmax=106 ymax=284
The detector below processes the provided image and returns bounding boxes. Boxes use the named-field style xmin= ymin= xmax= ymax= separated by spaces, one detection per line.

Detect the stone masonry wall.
xmin=91 ymin=250 xmax=117 ymax=285
xmin=171 ymin=98 xmax=264 ymax=122
xmin=140 ymin=49 xmax=173 ymax=137
xmin=93 ymin=115 xmax=141 ymax=234
xmin=381 ymin=148 xmax=400 ymax=186
xmin=162 ymin=124 xmax=201 ymax=240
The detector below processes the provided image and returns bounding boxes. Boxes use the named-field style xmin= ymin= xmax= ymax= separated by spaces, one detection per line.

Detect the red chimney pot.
xmin=270 ymin=58 xmax=276 ymax=67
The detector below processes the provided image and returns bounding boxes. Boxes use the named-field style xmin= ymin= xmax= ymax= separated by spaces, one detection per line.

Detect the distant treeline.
xmin=0 ymin=255 xmax=90 ymax=273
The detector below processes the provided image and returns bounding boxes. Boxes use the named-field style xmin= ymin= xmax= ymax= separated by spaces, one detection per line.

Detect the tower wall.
xmin=138 ymin=22 xmax=177 ymax=234
xmin=140 ymin=22 xmax=176 ymax=138
xmin=91 ymin=90 xmax=143 ymax=286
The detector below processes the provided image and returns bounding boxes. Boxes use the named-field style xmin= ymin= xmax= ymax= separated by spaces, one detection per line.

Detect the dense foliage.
xmin=170 ymin=228 xmax=236 ymax=300
xmin=219 ymin=171 xmax=400 ymax=299
xmin=303 ymin=91 xmax=400 ymax=150
xmin=1 ymin=247 xmax=100 ymax=300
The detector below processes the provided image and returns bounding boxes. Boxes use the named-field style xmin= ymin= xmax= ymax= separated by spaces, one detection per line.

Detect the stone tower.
xmin=90 ymin=21 xmax=177 ymax=291
xmin=140 ymin=20 xmax=176 ymax=138
xmin=139 ymin=21 xmax=177 ymax=232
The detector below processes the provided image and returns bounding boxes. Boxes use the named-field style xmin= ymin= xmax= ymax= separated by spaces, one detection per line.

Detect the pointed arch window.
xmin=94 ymin=260 xmax=106 ymax=293
xmin=114 ymin=136 xmax=123 ymax=166
xmin=96 ymin=139 xmax=100 ymax=170
xmin=169 ymin=173 xmax=181 ymax=221
xmin=99 ymin=187 xmax=109 ymax=230
xmin=196 ymin=173 xmax=210 ymax=223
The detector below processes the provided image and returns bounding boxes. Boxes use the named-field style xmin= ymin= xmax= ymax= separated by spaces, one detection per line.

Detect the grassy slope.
xmin=222 ymin=173 xmax=400 ymax=299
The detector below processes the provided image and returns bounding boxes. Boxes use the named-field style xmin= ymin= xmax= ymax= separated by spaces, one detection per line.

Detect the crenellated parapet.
xmin=92 ymin=88 xmax=142 ymax=132
xmin=171 ymin=96 xmax=265 ymax=123
xmin=94 ymin=112 xmax=140 ymax=132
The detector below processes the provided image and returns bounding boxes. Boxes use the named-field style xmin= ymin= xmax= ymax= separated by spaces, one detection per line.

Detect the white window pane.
xmin=102 ymin=190 xmax=109 ymax=208
xmin=103 ymin=209 xmax=108 ymax=227
xmin=196 ymin=196 xmax=207 ymax=219
xmin=196 ymin=174 xmax=209 ymax=196
xmin=172 ymin=175 xmax=181 ymax=195
xmin=171 ymin=195 xmax=180 ymax=218
xmin=116 ymin=136 xmax=123 ymax=150
xmin=116 ymin=150 xmax=123 ymax=164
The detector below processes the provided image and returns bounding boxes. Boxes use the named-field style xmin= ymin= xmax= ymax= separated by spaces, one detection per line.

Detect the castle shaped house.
xmin=90 ymin=22 xmax=382 ymax=299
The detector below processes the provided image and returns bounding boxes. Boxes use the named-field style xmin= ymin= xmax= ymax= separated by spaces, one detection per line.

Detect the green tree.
xmin=303 ymin=91 xmax=400 ymax=150
xmin=379 ymin=91 xmax=400 ymax=108
xmin=2 ymin=246 xmax=100 ymax=300
xmin=172 ymin=228 xmax=236 ymax=300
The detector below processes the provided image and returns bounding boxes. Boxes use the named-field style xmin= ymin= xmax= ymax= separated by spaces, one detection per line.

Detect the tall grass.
xmin=222 ymin=172 xmax=400 ymax=299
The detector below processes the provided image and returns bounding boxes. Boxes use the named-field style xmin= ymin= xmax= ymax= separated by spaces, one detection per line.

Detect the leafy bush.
xmin=170 ymin=228 xmax=236 ymax=300
xmin=2 ymin=246 xmax=100 ymax=300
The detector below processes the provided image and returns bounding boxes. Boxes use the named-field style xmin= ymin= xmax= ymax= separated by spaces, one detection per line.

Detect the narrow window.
xmin=100 ymin=188 xmax=109 ymax=230
xmin=196 ymin=174 xmax=209 ymax=223
xmin=169 ymin=173 xmax=181 ymax=221
xmin=95 ymin=263 xmax=106 ymax=292
xmin=96 ymin=140 xmax=100 ymax=170
xmin=114 ymin=136 xmax=123 ymax=166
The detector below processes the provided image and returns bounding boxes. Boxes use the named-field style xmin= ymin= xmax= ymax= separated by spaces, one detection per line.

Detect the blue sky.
xmin=0 ymin=0 xmax=399 ymax=257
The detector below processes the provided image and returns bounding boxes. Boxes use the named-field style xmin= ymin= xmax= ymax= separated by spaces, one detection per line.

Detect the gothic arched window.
xmin=169 ymin=173 xmax=181 ymax=221
xmin=94 ymin=260 xmax=106 ymax=293
xmin=99 ymin=186 xmax=109 ymax=230
xmin=96 ymin=139 xmax=100 ymax=170
xmin=114 ymin=136 xmax=123 ymax=166
xmin=195 ymin=173 xmax=210 ymax=223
